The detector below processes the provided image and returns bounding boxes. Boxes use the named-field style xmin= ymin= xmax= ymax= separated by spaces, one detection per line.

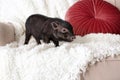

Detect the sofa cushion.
xmin=65 ymin=0 xmax=120 ymax=36
xmin=0 ymin=22 xmax=15 ymax=46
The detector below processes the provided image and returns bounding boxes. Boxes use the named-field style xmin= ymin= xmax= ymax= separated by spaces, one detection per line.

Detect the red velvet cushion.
xmin=65 ymin=0 xmax=120 ymax=36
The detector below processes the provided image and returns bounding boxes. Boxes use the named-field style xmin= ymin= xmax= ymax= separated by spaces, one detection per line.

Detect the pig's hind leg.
xmin=33 ymin=35 xmax=41 ymax=44
xmin=24 ymin=31 xmax=32 ymax=44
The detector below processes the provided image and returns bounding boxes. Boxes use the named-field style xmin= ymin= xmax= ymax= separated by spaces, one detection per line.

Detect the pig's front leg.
xmin=42 ymin=35 xmax=50 ymax=43
xmin=52 ymin=40 xmax=59 ymax=47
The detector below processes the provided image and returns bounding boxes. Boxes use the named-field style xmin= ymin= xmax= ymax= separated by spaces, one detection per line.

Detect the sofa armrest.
xmin=83 ymin=56 xmax=120 ymax=80
xmin=0 ymin=22 xmax=15 ymax=46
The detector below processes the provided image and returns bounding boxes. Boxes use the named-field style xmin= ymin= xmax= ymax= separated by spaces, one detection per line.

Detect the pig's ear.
xmin=51 ymin=22 xmax=59 ymax=30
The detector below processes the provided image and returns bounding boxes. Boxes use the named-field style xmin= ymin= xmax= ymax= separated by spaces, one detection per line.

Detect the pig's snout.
xmin=69 ymin=36 xmax=76 ymax=41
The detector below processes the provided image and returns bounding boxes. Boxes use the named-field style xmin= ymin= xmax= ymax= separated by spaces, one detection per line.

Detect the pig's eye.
xmin=62 ymin=28 xmax=68 ymax=33
xmin=63 ymin=29 xmax=66 ymax=32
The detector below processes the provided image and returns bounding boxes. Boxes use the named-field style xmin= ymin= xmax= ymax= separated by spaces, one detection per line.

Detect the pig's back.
xmin=25 ymin=14 xmax=50 ymax=34
xmin=25 ymin=14 xmax=48 ymax=28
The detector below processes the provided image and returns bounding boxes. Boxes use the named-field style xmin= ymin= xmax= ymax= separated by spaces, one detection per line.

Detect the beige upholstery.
xmin=0 ymin=22 xmax=15 ymax=46
xmin=83 ymin=56 xmax=120 ymax=80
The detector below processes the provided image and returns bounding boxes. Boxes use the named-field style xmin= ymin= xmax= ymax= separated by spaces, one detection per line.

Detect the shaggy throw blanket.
xmin=0 ymin=33 xmax=120 ymax=80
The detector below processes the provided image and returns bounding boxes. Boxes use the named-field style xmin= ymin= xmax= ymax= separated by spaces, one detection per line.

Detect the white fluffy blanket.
xmin=0 ymin=33 xmax=120 ymax=80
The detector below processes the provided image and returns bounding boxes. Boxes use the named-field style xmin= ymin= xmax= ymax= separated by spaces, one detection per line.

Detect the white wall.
xmin=105 ymin=0 xmax=120 ymax=10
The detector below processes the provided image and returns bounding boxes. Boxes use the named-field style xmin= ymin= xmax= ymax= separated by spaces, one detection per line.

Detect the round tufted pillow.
xmin=65 ymin=0 xmax=120 ymax=36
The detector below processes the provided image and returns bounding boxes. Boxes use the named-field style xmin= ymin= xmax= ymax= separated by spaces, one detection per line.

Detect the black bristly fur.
xmin=24 ymin=14 xmax=75 ymax=47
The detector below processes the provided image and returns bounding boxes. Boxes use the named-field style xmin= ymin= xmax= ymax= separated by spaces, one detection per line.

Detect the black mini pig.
xmin=24 ymin=14 xmax=75 ymax=47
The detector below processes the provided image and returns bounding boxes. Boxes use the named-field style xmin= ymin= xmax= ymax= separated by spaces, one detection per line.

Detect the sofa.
xmin=0 ymin=0 xmax=120 ymax=80
xmin=82 ymin=56 xmax=120 ymax=80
